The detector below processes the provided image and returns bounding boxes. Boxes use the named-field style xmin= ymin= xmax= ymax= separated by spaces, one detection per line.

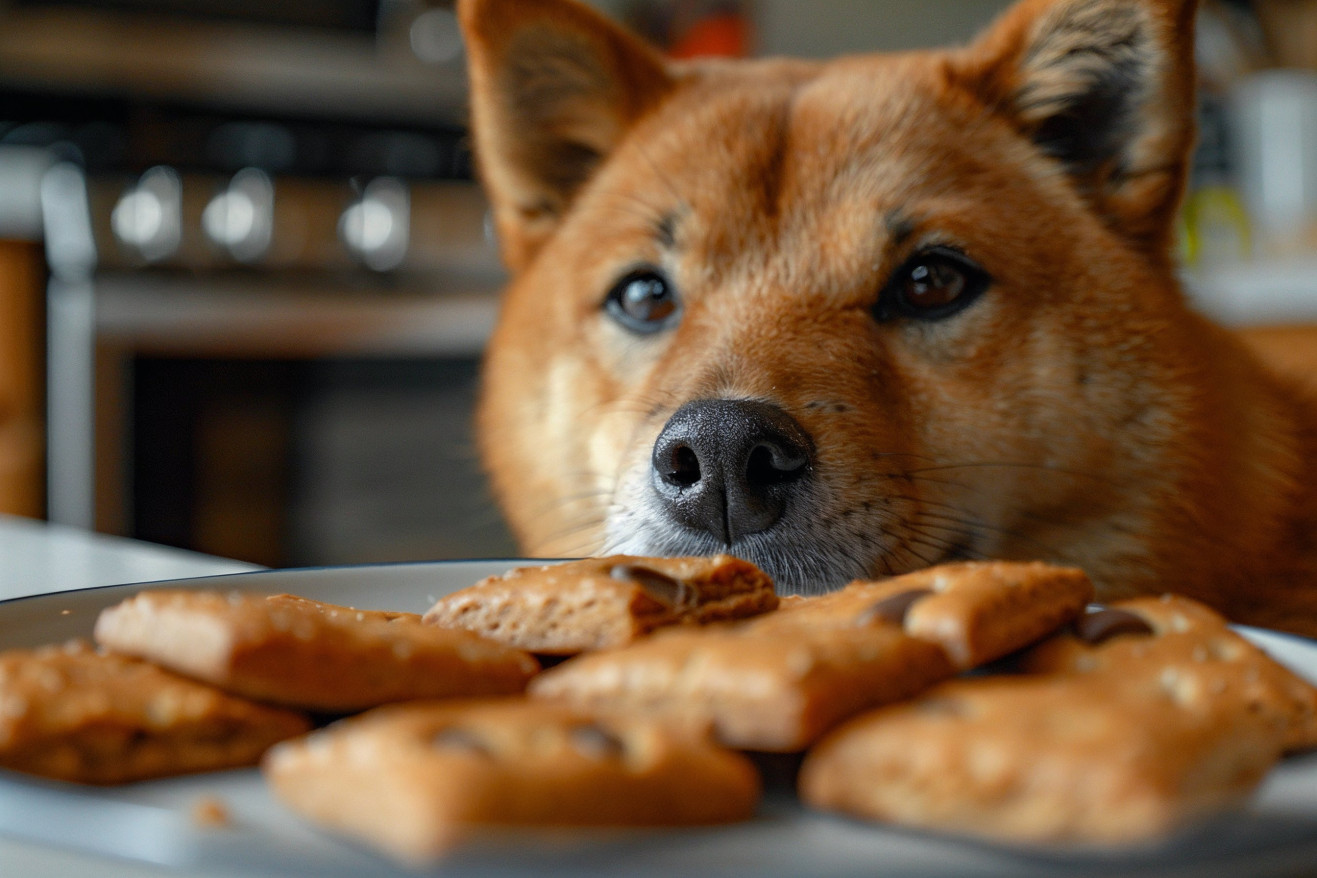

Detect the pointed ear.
xmin=458 ymin=0 xmax=675 ymax=271
xmin=954 ymin=0 xmax=1198 ymax=257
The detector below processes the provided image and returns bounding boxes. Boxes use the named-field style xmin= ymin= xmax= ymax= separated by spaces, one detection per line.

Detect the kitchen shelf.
xmin=93 ymin=273 xmax=503 ymax=359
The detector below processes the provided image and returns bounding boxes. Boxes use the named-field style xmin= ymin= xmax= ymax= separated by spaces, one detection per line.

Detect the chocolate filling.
xmin=857 ymin=588 xmax=934 ymax=626
xmin=1075 ymin=608 xmax=1155 ymax=644
xmin=611 ymin=563 xmax=691 ymax=608
xmin=568 ymin=722 xmax=626 ymax=760
xmin=432 ymin=726 xmax=493 ymax=757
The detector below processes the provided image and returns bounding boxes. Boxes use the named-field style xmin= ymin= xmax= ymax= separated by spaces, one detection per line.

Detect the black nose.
xmin=651 ymin=399 xmax=813 ymax=545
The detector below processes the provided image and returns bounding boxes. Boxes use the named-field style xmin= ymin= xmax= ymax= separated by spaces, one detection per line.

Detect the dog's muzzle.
xmin=650 ymin=399 xmax=814 ymax=545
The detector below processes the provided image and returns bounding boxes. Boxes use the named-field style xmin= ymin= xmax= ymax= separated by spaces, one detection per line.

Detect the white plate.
xmin=2 ymin=560 xmax=1317 ymax=878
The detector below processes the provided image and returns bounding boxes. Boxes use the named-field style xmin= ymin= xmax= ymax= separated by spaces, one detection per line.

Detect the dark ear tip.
xmin=952 ymin=0 xmax=1195 ymax=252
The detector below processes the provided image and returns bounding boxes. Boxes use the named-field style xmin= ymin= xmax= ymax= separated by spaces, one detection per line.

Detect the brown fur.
xmin=461 ymin=0 xmax=1317 ymax=637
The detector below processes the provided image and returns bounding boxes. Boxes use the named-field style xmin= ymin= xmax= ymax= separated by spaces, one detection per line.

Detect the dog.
xmin=458 ymin=0 xmax=1317 ymax=638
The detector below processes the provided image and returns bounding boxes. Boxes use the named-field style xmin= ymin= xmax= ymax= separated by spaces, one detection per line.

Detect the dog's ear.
xmin=458 ymin=0 xmax=674 ymax=271
xmin=955 ymin=0 xmax=1198 ymax=258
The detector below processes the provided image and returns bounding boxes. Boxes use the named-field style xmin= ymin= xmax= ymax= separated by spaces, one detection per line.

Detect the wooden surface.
xmin=0 ymin=240 xmax=44 ymax=518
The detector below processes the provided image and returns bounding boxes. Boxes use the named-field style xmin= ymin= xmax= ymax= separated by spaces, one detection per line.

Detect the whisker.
xmin=507 ymin=478 xmax=611 ymax=523
xmin=900 ymin=459 xmax=1122 ymax=488
xmin=531 ymin=510 xmax=610 ymax=557
xmin=883 ymin=535 xmax=944 ymax=573
xmin=875 ymin=458 xmax=1136 ymax=537
xmin=912 ymin=502 xmax=1074 ymax=561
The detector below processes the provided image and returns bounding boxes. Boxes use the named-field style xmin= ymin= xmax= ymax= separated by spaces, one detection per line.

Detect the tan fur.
xmin=461 ymin=0 xmax=1317 ymax=637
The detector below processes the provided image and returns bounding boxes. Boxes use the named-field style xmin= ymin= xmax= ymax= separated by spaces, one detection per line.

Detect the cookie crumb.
xmin=191 ymin=795 xmax=231 ymax=828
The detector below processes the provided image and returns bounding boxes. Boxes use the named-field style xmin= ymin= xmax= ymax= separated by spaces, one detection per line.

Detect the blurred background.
xmin=0 ymin=0 xmax=1314 ymax=568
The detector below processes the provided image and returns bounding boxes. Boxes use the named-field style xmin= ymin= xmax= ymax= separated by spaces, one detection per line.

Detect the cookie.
xmin=0 ymin=640 xmax=310 ymax=785
xmin=423 ymin=554 xmax=778 ymax=654
xmin=1017 ymin=594 xmax=1317 ymax=752
xmin=94 ymin=590 xmax=540 ymax=712
xmin=530 ymin=561 xmax=1091 ymax=751
xmin=798 ymin=671 xmax=1283 ymax=846
xmin=263 ymin=697 xmax=760 ymax=863
xmin=861 ymin=560 xmax=1093 ymax=669
xmin=798 ymin=593 xmax=1317 ymax=846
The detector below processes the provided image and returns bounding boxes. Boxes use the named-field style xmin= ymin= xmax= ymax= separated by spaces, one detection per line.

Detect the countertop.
xmin=0 ymin=513 xmax=258 ymax=603
xmin=0 ymin=514 xmax=261 ymax=875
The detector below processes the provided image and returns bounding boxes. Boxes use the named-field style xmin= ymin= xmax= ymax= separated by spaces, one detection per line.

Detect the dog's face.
xmin=463 ymin=0 xmax=1206 ymax=595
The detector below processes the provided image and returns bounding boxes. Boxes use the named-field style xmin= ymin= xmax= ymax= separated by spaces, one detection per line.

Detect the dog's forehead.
xmin=645 ymin=55 xmax=1002 ymax=193
xmin=581 ymin=53 xmax=1043 ymax=292
xmin=615 ymin=59 xmax=1026 ymax=231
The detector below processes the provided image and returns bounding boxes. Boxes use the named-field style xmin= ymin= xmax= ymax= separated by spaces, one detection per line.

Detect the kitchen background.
xmin=0 ymin=0 xmax=1314 ymax=568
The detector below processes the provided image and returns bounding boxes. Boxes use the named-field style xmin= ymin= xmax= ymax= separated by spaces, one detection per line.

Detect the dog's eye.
xmin=604 ymin=268 xmax=680 ymax=333
xmin=876 ymin=248 xmax=990 ymax=322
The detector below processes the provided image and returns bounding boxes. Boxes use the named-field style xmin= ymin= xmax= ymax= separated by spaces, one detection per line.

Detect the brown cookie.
xmin=860 ymin=560 xmax=1093 ymax=669
xmin=799 ymin=593 xmax=1317 ymax=846
xmin=798 ymin=671 xmax=1284 ymax=846
xmin=94 ymin=590 xmax=539 ymax=712
xmin=262 ymin=697 xmax=760 ymax=863
xmin=0 ymin=640 xmax=310 ymax=785
xmin=530 ymin=561 xmax=1091 ymax=751
xmin=423 ymin=554 xmax=778 ymax=654
xmin=1017 ymin=594 xmax=1317 ymax=753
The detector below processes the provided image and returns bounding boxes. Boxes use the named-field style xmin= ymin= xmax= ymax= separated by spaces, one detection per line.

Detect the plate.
xmin=2 ymin=560 xmax=1317 ymax=878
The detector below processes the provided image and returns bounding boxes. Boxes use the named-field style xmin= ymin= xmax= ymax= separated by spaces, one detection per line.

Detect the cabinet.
xmin=0 ymin=240 xmax=44 ymax=518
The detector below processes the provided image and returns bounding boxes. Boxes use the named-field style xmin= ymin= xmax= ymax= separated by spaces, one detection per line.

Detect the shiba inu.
xmin=459 ymin=0 xmax=1317 ymax=637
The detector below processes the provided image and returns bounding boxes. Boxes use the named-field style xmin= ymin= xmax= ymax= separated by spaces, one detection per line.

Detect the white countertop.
xmin=0 ymin=514 xmax=260 ymax=602
xmin=0 ymin=515 xmax=261 ymax=876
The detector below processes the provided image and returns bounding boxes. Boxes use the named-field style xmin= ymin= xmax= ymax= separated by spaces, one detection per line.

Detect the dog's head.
xmin=462 ymin=0 xmax=1210 ymax=595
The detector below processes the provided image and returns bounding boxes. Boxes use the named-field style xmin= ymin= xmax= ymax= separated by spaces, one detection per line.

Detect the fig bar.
xmin=94 ymin=591 xmax=539 ymax=712
xmin=531 ymin=561 xmax=1092 ymax=751
xmin=800 ymin=595 xmax=1317 ymax=845
xmin=423 ymin=554 xmax=778 ymax=654
xmin=0 ymin=640 xmax=310 ymax=784
xmin=263 ymin=697 xmax=760 ymax=863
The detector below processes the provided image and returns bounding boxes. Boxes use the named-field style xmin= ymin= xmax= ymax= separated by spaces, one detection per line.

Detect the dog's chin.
xmin=605 ymin=520 xmax=876 ymax=596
